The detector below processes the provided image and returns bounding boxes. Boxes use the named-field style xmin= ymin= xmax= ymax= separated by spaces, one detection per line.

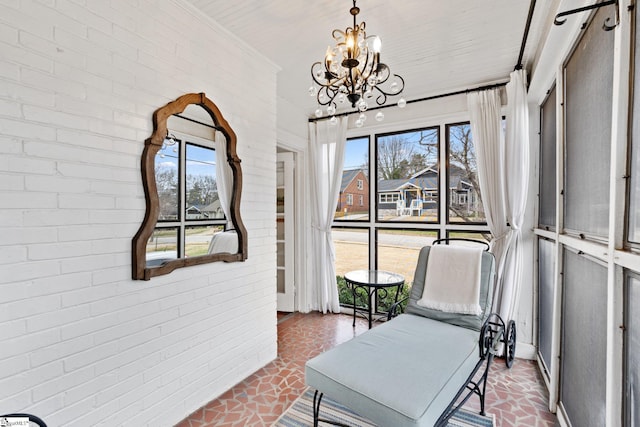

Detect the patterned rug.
xmin=274 ymin=389 xmax=494 ymax=427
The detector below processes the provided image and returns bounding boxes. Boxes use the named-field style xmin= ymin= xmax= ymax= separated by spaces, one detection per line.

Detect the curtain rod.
xmin=172 ymin=113 xmax=223 ymax=131
xmin=515 ymin=0 xmax=537 ymax=70
xmin=308 ymin=81 xmax=508 ymax=123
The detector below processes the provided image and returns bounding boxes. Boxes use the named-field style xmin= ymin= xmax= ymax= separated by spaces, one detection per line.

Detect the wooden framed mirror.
xmin=132 ymin=93 xmax=247 ymax=280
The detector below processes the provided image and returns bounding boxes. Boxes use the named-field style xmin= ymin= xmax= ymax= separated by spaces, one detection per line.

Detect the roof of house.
xmin=340 ymin=169 xmax=367 ymax=192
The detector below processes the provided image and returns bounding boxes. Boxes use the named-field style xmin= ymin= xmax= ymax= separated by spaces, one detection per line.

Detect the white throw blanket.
xmin=417 ymin=245 xmax=483 ymax=315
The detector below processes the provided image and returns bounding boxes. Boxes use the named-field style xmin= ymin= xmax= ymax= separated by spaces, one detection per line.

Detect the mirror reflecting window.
xmin=133 ymin=93 xmax=247 ymax=280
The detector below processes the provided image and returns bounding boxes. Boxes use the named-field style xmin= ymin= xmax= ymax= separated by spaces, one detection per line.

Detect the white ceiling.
xmin=185 ymin=0 xmax=556 ymax=117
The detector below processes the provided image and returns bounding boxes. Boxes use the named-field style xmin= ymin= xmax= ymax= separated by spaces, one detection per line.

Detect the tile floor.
xmin=176 ymin=312 xmax=558 ymax=427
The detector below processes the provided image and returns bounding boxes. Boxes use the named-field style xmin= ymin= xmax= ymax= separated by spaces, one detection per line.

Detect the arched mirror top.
xmin=132 ymin=93 xmax=247 ymax=280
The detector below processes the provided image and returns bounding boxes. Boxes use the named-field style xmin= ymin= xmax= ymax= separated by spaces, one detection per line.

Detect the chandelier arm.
xmin=370 ymin=74 xmax=405 ymax=106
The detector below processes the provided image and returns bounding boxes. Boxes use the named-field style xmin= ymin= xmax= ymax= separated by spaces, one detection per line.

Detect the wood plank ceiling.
xmin=185 ymin=0 xmax=556 ymax=117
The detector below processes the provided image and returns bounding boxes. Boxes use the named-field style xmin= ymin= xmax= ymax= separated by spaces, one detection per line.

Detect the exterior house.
xmin=377 ymin=166 xmax=480 ymax=217
xmin=336 ymin=169 xmax=369 ymax=217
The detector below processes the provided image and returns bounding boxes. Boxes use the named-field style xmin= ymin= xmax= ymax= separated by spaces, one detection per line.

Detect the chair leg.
xmin=313 ymin=390 xmax=324 ymax=427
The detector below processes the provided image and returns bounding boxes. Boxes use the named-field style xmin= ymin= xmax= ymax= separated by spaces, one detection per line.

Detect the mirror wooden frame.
xmin=132 ymin=93 xmax=247 ymax=280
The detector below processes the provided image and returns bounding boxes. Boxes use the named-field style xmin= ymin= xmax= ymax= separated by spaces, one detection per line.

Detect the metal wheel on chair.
xmin=505 ymin=320 xmax=516 ymax=368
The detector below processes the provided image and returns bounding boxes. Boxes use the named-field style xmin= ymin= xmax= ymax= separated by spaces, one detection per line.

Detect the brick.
xmin=0 ymin=97 xmax=21 ymax=117
xmin=58 ymin=194 xmax=115 ymax=210
xmin=23 ymin=209 xmax=89 ymax=226
xmin=0 ymin=355 xmax=28 ymax=380
xmin=0 ymin=173 xmax=24 ymax=191
xmin=19 ymin=31 xmax=85 ymax=68
xmin=0 ymin=5 xmax=54 ymax=39
xmin=59 ymin=253 xmax=120 ymax=274
xmin=63 ymin=340 xmax=119 ymax=371
xmin=1 ymin=328 xmax=60 ymax=360
xmin=24 ymin=175 xmax=89 ymax=194
xmin=27 ymin=241 xmax=91 ymax=260
xmin=0 ymin=318 xmax=26 ymax=341
xmin=23 ymin=105 xmax=90 ymax=130
xmin=21 ymin=68 xmax=85 ymax=99
xmin=0 ymin=226 xmax=58 ymax=245
xmin=0 ymin=136 xmax=22 ymax=154
xmin=31 ymin=365 xmax=94 ymax=402
xmin=0 ymin=79 xmax=55 ymax=107
xmin=0 ymin=117 xmax=56 ymax=140
xmin=57 ymin=224 xmax=116 ymax=242
xmin=29 ymin=334 xmax=93 ymax=367
xmin=0 ymin=191 xmax=58 ymax=209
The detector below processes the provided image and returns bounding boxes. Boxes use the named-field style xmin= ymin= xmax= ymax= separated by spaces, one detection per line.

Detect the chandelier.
xmin=309 ymin=0 xmax=406 ymax=121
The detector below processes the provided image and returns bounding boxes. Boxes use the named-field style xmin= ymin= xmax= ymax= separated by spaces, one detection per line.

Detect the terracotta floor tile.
xmin=176 ymin=312 xmax=558 ymax=426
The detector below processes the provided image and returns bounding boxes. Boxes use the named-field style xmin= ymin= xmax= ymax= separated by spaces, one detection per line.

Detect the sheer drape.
xmin=467 ymin=88 xmax=509 ymax=287
xmin=501 ymin=69 xmax=530 ymax=322
xmin=467 ymin=70 xmax=530 ymax=322
xmin=308 ymin=117 xmax=348 ymax=313
xmin=215 ymin=131 xmax=233 ymax=228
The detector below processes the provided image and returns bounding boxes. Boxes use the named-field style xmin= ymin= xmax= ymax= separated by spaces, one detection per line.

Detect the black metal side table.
xmin=344 ymin=270 xmax=405 ymax=329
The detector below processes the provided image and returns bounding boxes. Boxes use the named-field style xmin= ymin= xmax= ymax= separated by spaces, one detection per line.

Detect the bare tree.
xmin=448 ymin=124 xmax=483 ymax=221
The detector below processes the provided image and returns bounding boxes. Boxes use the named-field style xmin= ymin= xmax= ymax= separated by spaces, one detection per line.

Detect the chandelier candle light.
xmin=309 ymin=0 xmax=406 ymax=124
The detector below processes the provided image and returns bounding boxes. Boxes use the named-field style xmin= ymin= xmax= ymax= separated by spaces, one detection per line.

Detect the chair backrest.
xmin=405 ymin=244 xmax=495 ymax=331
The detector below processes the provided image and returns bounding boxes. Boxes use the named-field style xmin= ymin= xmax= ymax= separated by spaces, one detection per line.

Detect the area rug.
xmin=273 ymin=389 xmax=494 ymax=427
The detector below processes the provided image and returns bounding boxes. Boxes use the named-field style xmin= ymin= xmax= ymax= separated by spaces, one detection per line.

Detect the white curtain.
xmin=500 ymin=69 xmax=530 ymax=322
xmin=467 ymin=88 xmax=509 ymax=287
xmin=215 ymin=131 xmax=234 ymax=228
xmin=308 ymin=117 xmax=348 ymax=314
xmin=467 ymin=70 xmax=530 ymax=322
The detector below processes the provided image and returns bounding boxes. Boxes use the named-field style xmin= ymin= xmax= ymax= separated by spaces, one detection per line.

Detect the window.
xmin=447 ymin=122 xmax=485 ymax=223
xmin=333 ymin=120 xmax=490 ymax=312
xmin=563 ymin=5 xmax=614 ymax=239
xmin=539 ymin=86 xmax=557 ymax=229
xmin=629 ymin=4 xmax=640 ymax=245
xmin=337 ymin=137 xmax=369 ymax=221
xmin=376 ymin=127 xmax=439 ymax=222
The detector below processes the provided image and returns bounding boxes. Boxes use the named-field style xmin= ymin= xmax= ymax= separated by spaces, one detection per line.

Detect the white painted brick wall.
xmin=0 ymin=1 xmax=278 ymax=426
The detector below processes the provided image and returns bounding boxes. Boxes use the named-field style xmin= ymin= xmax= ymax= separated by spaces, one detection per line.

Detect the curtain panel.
xmin=467 ymin=70 xmax=530 ymax=323
xmin=308 ymin=118 xmax=348 ymax=313
xmin=215 ymin=130 xmax=233 ymax=228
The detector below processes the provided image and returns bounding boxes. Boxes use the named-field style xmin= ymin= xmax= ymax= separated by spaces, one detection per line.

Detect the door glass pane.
xmin=333 ymin=227 xmax=369 ymax=307
xmin=629 ymin=4 xmax=640 ymax=244
xmin=539 ymin=86 xmax=557 ymax=229
xmin=627 ymin=273 xmax=640 ymax=426
xmin=185 ymin=225 xmax=223 ymax=257
xmin=146 ymin=227 xmax=178 ymax=266
xmin=538 ymin=238 xmax=555 ymax=374
xmin=561 ymin=249 xmax=607 ymax=427
xmin=155 ymin=143 xmax=179 ymax=221
xmin=376 ymin=128 xmax=439 ymax=222
xmin=185 ymin=143 xmax=219 ymax=219
xmin=338 ymin=137 xmax=370 ymax=221
xmin=447 ymin=123 xmax=485 ymax=223
xmin=563 ymin=6 xmax=614 ymax=237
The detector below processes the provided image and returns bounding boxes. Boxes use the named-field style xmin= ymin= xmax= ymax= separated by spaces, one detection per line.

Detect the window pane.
xmin=561 ymin=249 xmax=607 ymax=427
xmin=376 ymin=229 xmax=437 ymax=311
xmin=333 ymin=227 xmax=369 ymax=307
xmin=155 ymin=141 xmax=179 ymax=221
xmin=447 ymin=123 xmax=485 ymax=223
xmin=563 ymin=6 xmax=614 ymax=238
xmin=185 ymin=143 xmax=222 ymax=220
xmin=146 ymin=227 xmax=178 ymax=266
xmin=338 ymin=137 xmax=369 ymax=221
xmin=538 ymin=238 xmax=556 ymax=375
xmin=185 ymin=225 xmax=225 ymax=257
xmin=629 ymin=4 xmax=640 ymax=244
xmin=376 ymin=128 xmax=439 ymax=222
xmin=627 ymin=272 xmax=640 ymax=426
xmin=446 ymin=231 xmax=492 ymax=246
xmin=539 ymin=86 xmax=557 ymax=229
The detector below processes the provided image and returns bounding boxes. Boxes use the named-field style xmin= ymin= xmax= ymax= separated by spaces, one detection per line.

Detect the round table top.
xmin=344 ymin=270 xmax=404 ymax=287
